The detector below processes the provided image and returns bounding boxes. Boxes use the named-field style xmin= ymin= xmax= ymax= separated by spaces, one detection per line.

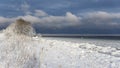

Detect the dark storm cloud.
xmin=1 ymin=0 xmax=120 ymax=16
xmin=28 ymin=0 xmax=120 ymax=14
xmin=0 ymin=0 xmax=120 ymax=34
xmin=0 ymin=10 xmax=120 ymax=34
xmin=0 ymin=10 xmax=120 ymax=29
xmin=26 ymin=0 xmax=120 ymax=15
xmin=80 ymin=11 xmax=120 ymax=28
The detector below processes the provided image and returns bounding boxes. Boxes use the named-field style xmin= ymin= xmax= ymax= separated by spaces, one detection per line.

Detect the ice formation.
xmin=4 ymin=19 xmax=36 ymax=37
xmin=0 ymin=19 xmax=120 ymax=68
xmin=0 ymin=19 xmax=40 ymax=68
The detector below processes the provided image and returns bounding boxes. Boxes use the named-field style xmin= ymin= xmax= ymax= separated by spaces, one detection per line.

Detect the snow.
xmin=0 ymin=19 xmax=120 ymax=68
xmin=0 ymin=32 xmax=120 ymax=68
xmin=34 ymin=37 xmax=120 ymax=68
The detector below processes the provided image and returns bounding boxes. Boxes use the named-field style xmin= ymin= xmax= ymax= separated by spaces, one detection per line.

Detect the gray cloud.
xmin=81 ymin=11 xmax=120 ymax=29
xmin=0 ymin=10 xmax=80 ymax=28
xmin=0 ymin=10 xmax=120 ymax=30
xmin=20 ymin=12 xmax=80 ymax=27
xmin=0 ymin=17 xmax=16 ymax=23
xmin=0 ymin=0 xmax=120 ymax=34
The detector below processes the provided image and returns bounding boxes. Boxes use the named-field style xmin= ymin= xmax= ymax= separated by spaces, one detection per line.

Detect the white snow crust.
xmin=0 ymin=19 xmax=120 ymax=68
xmin=0 ymin=32 xmax=120 ymax=68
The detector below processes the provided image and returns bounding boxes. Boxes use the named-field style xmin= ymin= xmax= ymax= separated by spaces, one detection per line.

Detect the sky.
xmin=0 ymin=0 xmax=120 ymax=34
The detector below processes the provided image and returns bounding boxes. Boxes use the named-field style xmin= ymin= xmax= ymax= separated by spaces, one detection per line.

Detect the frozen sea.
xmin=44 ymin=37 xmax=120 ymax=49
xmin=0 ymin=19 xmax=120 ymax=68
xmin=0 ymin=32 xmax=120 ymax=68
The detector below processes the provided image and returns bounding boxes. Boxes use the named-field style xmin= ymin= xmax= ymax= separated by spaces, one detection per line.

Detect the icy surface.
xmin=0 ymin=32 xmax=120 ymax=68
xmin=44 ymin=37 xmax=120 ymax=48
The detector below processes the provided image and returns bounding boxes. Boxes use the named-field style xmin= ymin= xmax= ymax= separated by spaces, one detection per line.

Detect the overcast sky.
xmin=0 ymin=0 xmax=120 ymax=34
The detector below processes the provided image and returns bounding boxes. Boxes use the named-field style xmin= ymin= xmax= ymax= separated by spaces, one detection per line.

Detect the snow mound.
xmin=4 ymin=19 xmax=36 ymax=37
xmin=0 ymin=19 xmax=40 ymax=68
xmin=0 ymin=19 xmax=120 ymax=68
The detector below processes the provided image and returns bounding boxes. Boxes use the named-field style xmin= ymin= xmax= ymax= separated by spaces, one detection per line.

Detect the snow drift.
xmin=0 ymin=19 xmax=120 ymax=68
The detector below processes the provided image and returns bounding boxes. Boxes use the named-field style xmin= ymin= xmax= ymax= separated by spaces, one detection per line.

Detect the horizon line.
xmin=40 ymin=34 xmax=120 ymax=36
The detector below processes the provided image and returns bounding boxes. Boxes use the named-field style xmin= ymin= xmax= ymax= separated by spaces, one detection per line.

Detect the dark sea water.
xmin=43 ymin=36 xmax=120 ymax=48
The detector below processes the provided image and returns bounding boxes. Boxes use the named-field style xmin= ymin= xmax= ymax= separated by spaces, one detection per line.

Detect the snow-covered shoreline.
xmin=42 ymin=37 xmax=120 ymax=57
xmin=0 ymin=31 xmax=120 ymax=68
xmin=0 ymin=19 xmax=120 ymax=68
xmin=32 ymin=36 xmax=120 ymax=68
